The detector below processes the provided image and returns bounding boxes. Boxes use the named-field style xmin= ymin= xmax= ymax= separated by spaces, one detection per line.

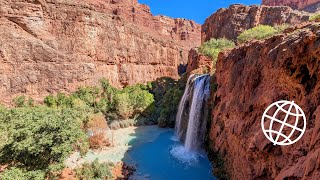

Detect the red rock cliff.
xmin=0 ymin=0 xmax=201 ymax=104
xmin=262 ymin=0 xmax=320 ymax=11
xmin=210 ymin=23 xmax=320 ymax=179
xmin=202 ymin=4 xmax=310 ymax=42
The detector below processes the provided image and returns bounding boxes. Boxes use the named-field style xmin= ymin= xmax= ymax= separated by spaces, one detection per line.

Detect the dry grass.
xmin=86 ymin=113 xmax=110 ymax=149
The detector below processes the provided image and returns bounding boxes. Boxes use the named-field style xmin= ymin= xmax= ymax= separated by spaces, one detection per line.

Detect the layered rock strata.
xmin=0 ymin=0 xmax=201 ymax=103
xmin=202 ymin=4 xmax=310 ymax=42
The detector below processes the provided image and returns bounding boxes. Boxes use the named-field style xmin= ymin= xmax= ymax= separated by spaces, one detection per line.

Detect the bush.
xmin=149 ymin=76 xmax=187 ymax=127
xmin=72 ymin=87 xmax=101 ymax=109
xmin=44 ymin=95 xmax=57 ymax=107
xmin=100 ymin=78 xmax=118 ymax=104
xmin=274 ymin=23 xmax=290 ymax=32
xmin=0 ymin=107 xmax=89 ymax=175
xmin=75 ymin=159 xmax=113 ymax=180
xmin=0 ymin=167 xmax=45 ymax=180
xmin=114 ymin=93 xmax=134 ymax=119
xmin=86 ymin=113 xmax=110 ymax=149
xmin=309 ymin=14 xmax=320 ymax=21
xmin=158 ymin=85 xmax=184 ymax=127
xmin=198 ymin=38 xmax=235 ymax=61
xmin=126 ymin=87 xmax=155 ymax=115
xmin=237 ymin=25 xmax=278 ymax=44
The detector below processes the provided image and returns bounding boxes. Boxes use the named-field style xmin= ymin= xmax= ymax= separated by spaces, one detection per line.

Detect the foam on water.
xmin=170 ymin=145 xmax=199 ymax=165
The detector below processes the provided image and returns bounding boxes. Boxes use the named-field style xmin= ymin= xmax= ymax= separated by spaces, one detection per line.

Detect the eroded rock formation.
xmin=210 ymin=23 xmax=320 ymax=179
xmin=202 ymin=4 xmax=310 ymax=42
xmin=0 ymin=0 xmax=200 ymax=104
xmin=263 ymin=0 xmax=320 ymax=12
xmin=186 ymin=49 xmax=213 ymax=74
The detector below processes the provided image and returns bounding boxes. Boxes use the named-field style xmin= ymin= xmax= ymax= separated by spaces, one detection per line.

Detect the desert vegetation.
xmin=0 ymin=106 xmax=89 ymax=179
xmin=237 ymin=24 xmax=289 ymax=44
xmin=75 ymin=159 xmax=113 ymax=180
xmin=309 ymin=13 xmax=320 ymax=22
xmin=0 ymin=77 xmax=185 ymax=178
xmin=198 ymin=38 xmax=235 ymax=63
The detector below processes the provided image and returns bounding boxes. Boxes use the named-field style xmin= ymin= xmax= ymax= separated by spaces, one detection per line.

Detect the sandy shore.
xmin=65 ymin=125 xmax=170 ymax=169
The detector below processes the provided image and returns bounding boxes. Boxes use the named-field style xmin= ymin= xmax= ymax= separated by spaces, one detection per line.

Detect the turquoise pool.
xmin=123 ymin=129 xmax=216 ymax=180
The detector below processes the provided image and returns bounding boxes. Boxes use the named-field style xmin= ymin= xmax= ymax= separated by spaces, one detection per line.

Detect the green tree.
xmin=158 ymin=85 xmax=184 ymax=127
xmin=0 ymin=107 xmax=89 ymax=175
xmin=114 ymin=93 xmax=134 ymax=119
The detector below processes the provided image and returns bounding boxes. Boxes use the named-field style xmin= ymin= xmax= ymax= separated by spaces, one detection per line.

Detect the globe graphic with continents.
xmin=261 ymin=100 xmax=306 ymax=146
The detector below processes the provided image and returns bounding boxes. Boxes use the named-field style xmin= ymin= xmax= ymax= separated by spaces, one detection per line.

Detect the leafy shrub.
xmin=274 ymin=23 xmax=290 ymax=32
xmin=158 ymin=85 xmax=184 ymax=127
xmin=112 ymin=85 xmax=155 ymax=120
xmin=309 ymin=13 xmax=320 ymax=21
xmin=0 ymin=167 xmax=45 ymax=180
xmin=13 ymin=96 xmax=26 ymax=107
xmin=198 ymin=38 xmax=235 ymax=63
xmin=0 ymin=107 xmax=89 ymax=175
xmin=73 ymin=87 xmax=101 ymax=108
xmin=75 ymin=159 xmax=113 ymax=180
xmin=56 ymin=93 xmax=73 ymax=107
xmin=125 ymin=86 xmax=155 ymax=115
xmin=13 ymin=96 xmax=35 ymax=108
xmin=44 ymin=95 xmax=57 ymax=107
xmin=237 ymin=25 xmax=278 ymax=44
xmin=100 ymin=78 xmax=118 ymax=104
xmin=149 ymin=76 xmax=187 ymax=127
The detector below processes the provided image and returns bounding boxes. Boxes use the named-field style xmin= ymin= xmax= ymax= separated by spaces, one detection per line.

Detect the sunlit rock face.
xmin=202 ymin=4 xmax=310 ymax=42
xmin=209 ymin=23 xmax=320 ymax=179
xmin=262 ymin=0 xmax=320 ymax=12
xmin=0 ymin=0 xmax=201 ymax=104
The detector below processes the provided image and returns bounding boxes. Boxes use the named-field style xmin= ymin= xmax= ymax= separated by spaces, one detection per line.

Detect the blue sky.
xmin=138 ymin=0 xmax=262 ymax=24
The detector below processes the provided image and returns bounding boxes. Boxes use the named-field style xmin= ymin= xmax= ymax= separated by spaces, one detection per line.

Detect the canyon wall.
xmin=186 ymin=49 xmax=213 ymax=74
xmin=262 ymin=0 xmax=320 ymax=12
xmin=202 ymin=4 xmax=310 ymax=42
xmin=0 ymin=0 xmax=201 ymax=104
xmin=209 ymin=23 xmax=320 ymax=179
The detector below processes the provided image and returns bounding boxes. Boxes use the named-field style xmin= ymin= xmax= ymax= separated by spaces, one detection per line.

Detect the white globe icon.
xmin=261 ymin=100 xmax=306 ymax=146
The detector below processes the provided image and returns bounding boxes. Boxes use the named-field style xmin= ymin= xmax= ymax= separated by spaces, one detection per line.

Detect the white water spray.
xmin=174 ymin=74 xmax=211 ymax=152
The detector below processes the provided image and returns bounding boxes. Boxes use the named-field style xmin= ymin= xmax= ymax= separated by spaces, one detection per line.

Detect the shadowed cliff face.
xmin=202 ymin=4 xmax=310 ymax=42
xmin=263 ymin=0 xmax=320 ymax=12
xmin=209 ymin=23 xmax=320 ymax=179
xmin=0 ymin=0 xmax=200 ymax=104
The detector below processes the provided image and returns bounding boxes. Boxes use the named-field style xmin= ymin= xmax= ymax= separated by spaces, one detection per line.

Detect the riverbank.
xmin=65 ymin=125 xmax=215 ymax=180
xmin=65 ymin=126 xmax=170 ymax=168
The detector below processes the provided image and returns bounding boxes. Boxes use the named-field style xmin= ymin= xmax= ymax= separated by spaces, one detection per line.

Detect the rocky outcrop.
xmin=0 ymin=0 xmax=201 ymax=104
xmin=111 ymin=162 xmax=135 ymax=180
xmin=209 ymin=23 xmax=320 ymax=179
xmin=263 ymin=0 xmax=320 ymax=12
xmin=186 ymin=49 xmax=213 ymax=74
xmin=202 ymin=4 xmax=310 ymax=42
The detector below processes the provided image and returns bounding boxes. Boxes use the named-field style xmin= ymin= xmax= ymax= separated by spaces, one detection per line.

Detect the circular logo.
xmin=261 ymin=100 xmax=306 ymax=146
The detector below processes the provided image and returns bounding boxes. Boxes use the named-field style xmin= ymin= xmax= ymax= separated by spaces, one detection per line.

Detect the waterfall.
xmin=175 ymin=74 xmax=195 ymax=140
xmin=175 ymin=74 xmax=211 ymax=152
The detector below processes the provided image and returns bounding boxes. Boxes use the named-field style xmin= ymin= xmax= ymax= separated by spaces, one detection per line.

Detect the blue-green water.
xmin=123 ymin=130 xmax=216 ymax=180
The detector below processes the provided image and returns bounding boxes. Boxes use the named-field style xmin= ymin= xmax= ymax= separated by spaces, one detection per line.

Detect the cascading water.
xmin=171 ymin=74 xmax=211 ymax=163
xmin=184 ymin=75 xmax=210 ymax=151
xmin=175 ymin=74 xmax=195 ymax=140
